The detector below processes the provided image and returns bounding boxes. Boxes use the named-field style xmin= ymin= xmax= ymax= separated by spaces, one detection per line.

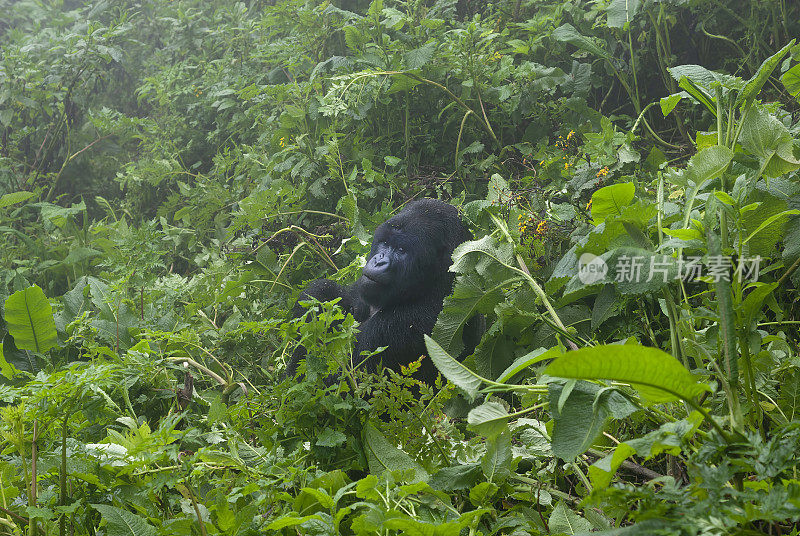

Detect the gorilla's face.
xmin=358 ymin=200 xmax=464 ymax=308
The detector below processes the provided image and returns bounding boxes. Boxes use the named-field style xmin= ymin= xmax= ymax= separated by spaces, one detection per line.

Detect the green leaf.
xmin=404 ymin=42 xmax=436 ymax=69
xmin=606 ymin=0 xmax=641 ymax=28
xmin=0 ymin=191 xmax=35 ymax=209
xmin=364 ymin=421 xmax=428 ymax=482
xmin=386 ymin=73 xmax=422 ymax=94
xmin=425 ymin=335 xmax=483 ymax=401
xmin=591 ymin=183 xmax=635 ymax=225
xmin=588 ymin=443 xmax=637 ymax=489
xmin=91 ymin=504 xmax=157 ymax=536
xmin=4 ymin=286 xmax=58 ymax=354
xmin=495 ymin=347 xmax=562 ymax=383
xmin=739 ymin=105 xmax=800 ymax=178
xmin=552 ymin=24 xmax=611 ymax=60
xmin=432 ymin=272 xmax=505 ymax=357
xmin=660 ymin=92 xmax=688 ymax=117
xmin=548 ymin=501 xmax=593 ymax=534
xmin=742 ymin=209 xmax=799 ymax=246
xmin=670 ymin=65 xmax=717 ymax=114
xmin=782 ymin=63 xmax=800 ymax=100
xmin=481 ymin=431 xmax=511 ymax=483
xmin=549 ymin=381 xmax=608 ymax=460
xmin=685 ymin=145 xmax=734 ymax=185
xmin=545 ymin=344 xmax=709 ymax=403
xmin=467 ymin=402 xmax=510 ymax=438
xmin=738 ymin=39 xmax=795 ymax=105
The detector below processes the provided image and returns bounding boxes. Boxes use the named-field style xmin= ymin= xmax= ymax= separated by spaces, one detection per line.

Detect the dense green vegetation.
xmin=1 ymin=0 xmax=800 ymax=534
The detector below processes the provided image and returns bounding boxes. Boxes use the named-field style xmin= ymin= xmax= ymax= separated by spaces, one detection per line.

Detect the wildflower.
xmin=567 ymin=130 xmax=575 ymax=140
xmin=596 ymin=166 xmax=609 ymax=178
xmin=279 ymin=136 xmax=286 ymax=147
xmin=586 ymin=199 xmax=592 ymax=210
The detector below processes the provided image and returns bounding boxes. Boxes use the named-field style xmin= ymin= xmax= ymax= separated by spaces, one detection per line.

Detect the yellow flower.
xmin=567 ymin=130 xmax=575 ymax=140
xmin=586 ymin=199 xmax=592 ymax=210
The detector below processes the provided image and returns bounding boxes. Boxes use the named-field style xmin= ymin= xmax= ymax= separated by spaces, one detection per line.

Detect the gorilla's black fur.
xmin=287 ymin=199 xmax=476 ymax=383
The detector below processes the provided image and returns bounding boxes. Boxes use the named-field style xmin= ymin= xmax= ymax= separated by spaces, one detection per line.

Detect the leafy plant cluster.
xmin=1 ymin=0 xmax=800 ymax=534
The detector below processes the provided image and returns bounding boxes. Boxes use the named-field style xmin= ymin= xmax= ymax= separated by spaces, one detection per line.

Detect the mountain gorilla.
xmin=287 ymin=199 xmax=479 ymax=384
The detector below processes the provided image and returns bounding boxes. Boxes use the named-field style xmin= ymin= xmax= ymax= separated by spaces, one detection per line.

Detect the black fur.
xmin=288 ymin=199 xmax=475 ymax=383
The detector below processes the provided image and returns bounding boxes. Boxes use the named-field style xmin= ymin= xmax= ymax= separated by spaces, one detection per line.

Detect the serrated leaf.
xmin=4 ymin=286 xmax=58 ymax=353
xmin=685 ymin=145 xmax=734 ymax=185
xmin=364 ymin=421 xmax=428 ymax=482
xmin=548 ymin=501 xmax=592 ymax=534
xmin=467 ymin=402 xmax=510 ymax=438
xmin=545 ymin=344 xmax=709 ymax=403
xmin=481 ymin=431 xmax=511 ymax=483
xmin=91 ymin=504 xmax=157 ymax=536
xmin=0 ymin=191 xmax=35 ymax=209
xmin=404 ymin=42 xmax=436 ymax=69
xmin=552 ymin=24 xmax=611 ymax=60
xmin=425 ymin=335 xmax=483 ymax=401
xmin=432 ymin=272 xmax=504 ymax=357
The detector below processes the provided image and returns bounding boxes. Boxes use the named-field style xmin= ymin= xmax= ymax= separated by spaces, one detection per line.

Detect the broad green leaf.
xmin=467 ymin=402 xmax=510 ymax=438
xmin=670 ymin=65 xmax=716 ymax=113
xmin=267 ymin=515 xmax=324 ymax=530
xmin=545 ymin=344 xmax=709 ymax=403
xmin=364 ymin=421 xmax=428 ymax=482
xmin=782 ymin=63 xmax=800 ymax=101
xmin=0 ymin=342 xmax=18 ymax=379
xmin=481 ymin=431 xmax=511 ymax=483
xmin=425 ymin=335 xmax=482 ymax=401
xmin=0 ymin=191 xmax=35 ymax=209
xmin=549 ymin=381 xmax=608 ymax=460
xmin=714 ymin=191 xmax=736 ymax=205
xmin=495 ymin=347 xmax=562 ymax=383
xmin=91 ymin=504 xmax=157 ymax=536
xmin=738 ymin=40 xmax=795 ymax=106
xmin=4 ymin=286 xmax=58 ymax=353
xmin=591 ymin=183 xmax=635 ymax=225
xmin=588 ymin=443 xmax=637 ymax=489
xmin=660 ymin=92 xmax=688 ymax=116
xmin=552 ymin=24 xmax=611 ymax=60
xmin=739 ymin=105 xmax=800 ymax=178
xmin=606 ymin=0 xmax=641 ymax=28
xmin=685 ymin=145 xmax=733 ymax=185
xmin=742 ymin=209 xmax=799 ymax=245
xmin=549 ymin=501 xmax=593 ymax=534
xmin=432 ymin=272 xmax=506 ymax=357
xmin=739 ymin=282 xmax=778 ymax=330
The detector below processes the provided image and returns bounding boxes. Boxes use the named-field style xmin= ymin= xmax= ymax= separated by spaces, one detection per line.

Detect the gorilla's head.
xmin=359 ymin=199 xmax=471 ymax=308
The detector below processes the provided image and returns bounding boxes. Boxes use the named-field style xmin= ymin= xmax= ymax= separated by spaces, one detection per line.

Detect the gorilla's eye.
xmin=397 ymin=246 xmax=405 ymax=253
